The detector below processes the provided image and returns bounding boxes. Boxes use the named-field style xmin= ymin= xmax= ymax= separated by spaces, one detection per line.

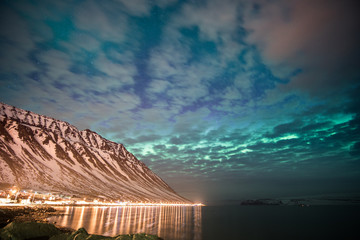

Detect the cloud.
xmin=115 ymin=0 xmax=152 ymax=16
xmin=147 ymin=47 xmax=213 ymax=112
xmin=243 ymin=0 xmax=360 ymax=95
xmin=74 ymin=0 xmax=127 ymax=41
xmin=95 ymin=54 xmax=136 ymax=85
xmin=144 ymin=0 xmax=290 ymax=119
xmin=0 ymin=5 xmax=38 ymax=77
xmin=115 ymin=0 xmax=178 ymax=16
xmin=62 ymin=32 xmax=100 ymax=52
xmin=124 ymin=134 xmax=164 ymax=145
xmin=147 ymin=79 xmax=170 ymax=94
xmin=37 ymin=50 xmax=72 ymax=79
xmin=175 ymin=0 xmax=247 ymax=64
xmin=0 ymin=6 xmax=34 ymax=48
xmin=173 ymin=0 xmax=240 ymax=42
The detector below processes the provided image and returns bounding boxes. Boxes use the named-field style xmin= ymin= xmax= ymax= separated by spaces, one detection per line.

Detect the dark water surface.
xmin=202 ymin=205 xmax=359 ymax=240
xmin=49 ymin=205 xmax=359 ymax=240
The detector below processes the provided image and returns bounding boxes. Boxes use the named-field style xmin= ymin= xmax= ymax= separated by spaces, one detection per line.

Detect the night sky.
xmin=1 ymin=0 xmax=360 ymax=204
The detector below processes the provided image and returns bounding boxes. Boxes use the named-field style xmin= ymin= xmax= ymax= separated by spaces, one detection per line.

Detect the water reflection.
xmin=50 ymin=206 xmax=202 ymax=240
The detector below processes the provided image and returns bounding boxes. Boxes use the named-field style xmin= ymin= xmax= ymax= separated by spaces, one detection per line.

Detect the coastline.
xmin=0 ymin=206 xmax=61 ymax=228
xmin=0 ymin=206 xmax=163 ymax=240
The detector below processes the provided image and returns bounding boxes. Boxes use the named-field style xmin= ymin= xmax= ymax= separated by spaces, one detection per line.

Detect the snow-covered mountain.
xmin=0 ymin=102 xmax=189 ymax=203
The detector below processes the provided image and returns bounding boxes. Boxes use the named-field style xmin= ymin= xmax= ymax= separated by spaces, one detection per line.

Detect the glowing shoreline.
xmin=1 ymin=186 xmax=204 ymax=207
xmin=0 ymin=202 xmax=204 ymax=207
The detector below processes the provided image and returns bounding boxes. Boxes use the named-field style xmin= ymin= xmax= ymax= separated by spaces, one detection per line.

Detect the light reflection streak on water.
xmin=60 ymin=206 xmax=70 ymax=226
xmin=98 ymin=207 xmax=106 ymax=233
xmin=76 ymin=206 xmax=85 ymax=230
xmin=51 ymin=206 xmax=202 ymax=240
xmin=157 ymin=206 xmax=162 ymax=237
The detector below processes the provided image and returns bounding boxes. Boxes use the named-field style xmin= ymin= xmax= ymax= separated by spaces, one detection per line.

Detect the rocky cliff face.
xmin=0 ymin=102 xmax=189 ymax=203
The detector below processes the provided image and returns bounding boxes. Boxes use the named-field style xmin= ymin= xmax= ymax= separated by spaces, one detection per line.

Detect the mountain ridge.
xmin=0 ymin=102 xmax=189 ymax=203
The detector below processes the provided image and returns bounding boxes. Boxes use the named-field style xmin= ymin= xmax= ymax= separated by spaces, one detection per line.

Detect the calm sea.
xmin=49 ymin=205 xmax=359 ymax=240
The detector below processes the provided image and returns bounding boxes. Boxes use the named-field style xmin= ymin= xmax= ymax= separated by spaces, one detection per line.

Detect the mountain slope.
xmin=0 ymin=102 xmax=189 ymax=203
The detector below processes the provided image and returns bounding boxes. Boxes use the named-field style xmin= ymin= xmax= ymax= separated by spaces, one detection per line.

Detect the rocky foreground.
xmin=1 ymin=222 xmax=161 ymax=240
xmin=0 ymin=207 xmax=162 ymax=240
xmin=0 ymin=206 xmax=58 ymax=228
